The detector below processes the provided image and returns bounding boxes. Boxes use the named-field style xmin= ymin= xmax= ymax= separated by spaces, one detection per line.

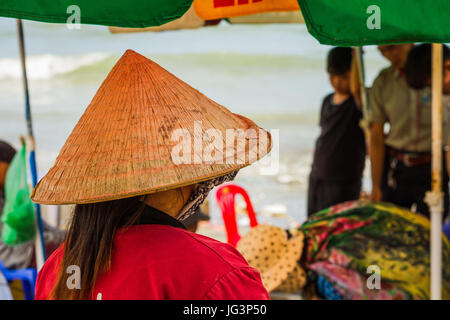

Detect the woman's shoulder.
xmin=35 ymin=244 xmax=64 ymax=300
xmin=117 ymin=225 xmax=250 ymax=270
xmin=184 ymin=231 xmax=251 ymax=267
xmin=36 ymin=227 xmax=268 ymax=300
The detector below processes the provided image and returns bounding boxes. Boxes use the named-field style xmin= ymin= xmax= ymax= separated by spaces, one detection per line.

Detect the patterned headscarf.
xmin=177 ymin=171 xmax=238 ymax=222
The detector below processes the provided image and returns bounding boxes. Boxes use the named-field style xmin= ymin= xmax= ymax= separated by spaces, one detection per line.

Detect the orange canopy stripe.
xmin=194 ymin=0 xmax=299 ymax=20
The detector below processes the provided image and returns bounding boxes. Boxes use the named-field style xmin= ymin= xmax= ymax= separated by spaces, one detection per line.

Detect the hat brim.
xmin=31 ymin=115 xmax=271 ymax=205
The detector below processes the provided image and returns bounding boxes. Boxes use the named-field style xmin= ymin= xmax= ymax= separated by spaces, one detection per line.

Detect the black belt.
xmin=387 ymin=147 xmax=431 ymax=167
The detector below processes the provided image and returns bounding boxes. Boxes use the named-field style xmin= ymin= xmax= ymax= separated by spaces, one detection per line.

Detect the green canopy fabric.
xmin=0 ymin=0 xmax=192 ymax=28
xmin=298 ymin=0 xmax=450 ymax=46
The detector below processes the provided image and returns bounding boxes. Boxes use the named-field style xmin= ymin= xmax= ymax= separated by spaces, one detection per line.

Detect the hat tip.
xmin=122 ymin=49 xmax=148 ymax=62
xmin=124 ymin=49 xmax=138 ymax=55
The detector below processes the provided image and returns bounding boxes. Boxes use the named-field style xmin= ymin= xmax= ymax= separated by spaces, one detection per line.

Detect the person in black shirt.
xmin=307 ymin=47 xmax=366 ymax=217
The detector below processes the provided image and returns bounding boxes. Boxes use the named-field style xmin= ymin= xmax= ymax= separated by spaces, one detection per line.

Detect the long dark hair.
xmin=51 ymin=196 xmax=146 ymax=299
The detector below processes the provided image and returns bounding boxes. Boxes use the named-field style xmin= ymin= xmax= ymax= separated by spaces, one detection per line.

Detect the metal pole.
xmin=355 ymin=47 xmax=369 ymax=113
xmin=426 ymin=43 xmax=444 ymax=300
xmin=16 ymin=19 xmax=46 ymax=269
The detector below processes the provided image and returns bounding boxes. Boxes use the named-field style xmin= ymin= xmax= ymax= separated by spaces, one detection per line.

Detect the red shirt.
xmin=35 ymin=223 xmax=269 ymax=300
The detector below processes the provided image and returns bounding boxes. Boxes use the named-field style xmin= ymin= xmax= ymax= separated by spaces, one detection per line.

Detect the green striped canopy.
xmin=298 ymin=0 xmax=450 ymax=46
xmin=0 ymin=0 xmax=192 ymax=28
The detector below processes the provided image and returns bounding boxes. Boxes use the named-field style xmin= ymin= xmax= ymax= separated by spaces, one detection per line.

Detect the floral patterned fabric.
xmin=300 ymin=200 xmax=450 ymax=300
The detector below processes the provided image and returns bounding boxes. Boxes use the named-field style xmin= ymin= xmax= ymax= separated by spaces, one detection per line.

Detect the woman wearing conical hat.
xmin=33 ymin=50 xmax=272 ymax=300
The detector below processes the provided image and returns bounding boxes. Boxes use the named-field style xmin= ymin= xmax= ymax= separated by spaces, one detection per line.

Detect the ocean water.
xmin=0 ymin=18 xmax=389 ymax=227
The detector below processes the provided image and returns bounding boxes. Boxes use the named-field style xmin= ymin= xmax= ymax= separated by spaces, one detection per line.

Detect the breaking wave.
xmin=0 ymin=53 xmax=111 ymax=80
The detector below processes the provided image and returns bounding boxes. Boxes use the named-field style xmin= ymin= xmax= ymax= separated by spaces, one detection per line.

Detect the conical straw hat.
xmin=31 ymin=50 xmax=272 ymax=205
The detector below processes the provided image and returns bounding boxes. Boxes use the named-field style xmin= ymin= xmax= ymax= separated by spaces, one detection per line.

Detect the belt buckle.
xmin=403 ymin=154 xmax=416 ymax=167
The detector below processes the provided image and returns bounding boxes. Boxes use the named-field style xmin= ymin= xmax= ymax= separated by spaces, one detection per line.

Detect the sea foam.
xmin=0 ymin=53 xmax=110 ymax=80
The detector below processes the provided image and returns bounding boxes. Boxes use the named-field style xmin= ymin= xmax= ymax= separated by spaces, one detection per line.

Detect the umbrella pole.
xmin=426 ymin=43 xmax=444 ymax=300
xmin=17 ymin=19 xmax=46 ymax=269
xmin=355 ymin=47 xmax=369 ymax=113
xmin=354 ymin=47 xmax=373 ymax=173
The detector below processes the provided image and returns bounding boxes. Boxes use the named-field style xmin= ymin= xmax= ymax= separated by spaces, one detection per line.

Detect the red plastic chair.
xmin=215 ymin=184 xmax=258 ymax=247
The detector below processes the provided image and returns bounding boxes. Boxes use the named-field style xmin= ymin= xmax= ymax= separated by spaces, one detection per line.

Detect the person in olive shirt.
xmin=307 ymin=47 xmax=366 ymax=217
xmin=367 ymin=44 xmax=450 ymax=219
